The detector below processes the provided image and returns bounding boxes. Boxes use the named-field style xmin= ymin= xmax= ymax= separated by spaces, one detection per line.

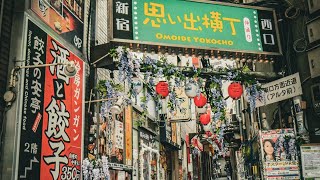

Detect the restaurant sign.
xmin=31 ymin=0 xmax=84 ymax=50
xmin=17 ymin=19 xmax=84 ymax=180
xmin=112 ymin=0 xmax=281 ymax=54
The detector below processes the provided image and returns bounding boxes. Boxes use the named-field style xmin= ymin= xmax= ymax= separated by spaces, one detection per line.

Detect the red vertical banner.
xmin=40 ymin=35 xmax=83 ymax=180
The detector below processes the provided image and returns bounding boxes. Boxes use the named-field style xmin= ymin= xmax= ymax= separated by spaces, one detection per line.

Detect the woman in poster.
xmin=263 ymin=139 xmax=275 ymax=161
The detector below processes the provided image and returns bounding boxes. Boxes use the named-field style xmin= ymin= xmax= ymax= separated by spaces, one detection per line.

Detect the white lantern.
xmin=185 ymin=81 xmax=198 ymax=98
xmin=196 ymin=106 xmax=207 ymax=114
xmin=110 ymin=96 xmax=124 ymax=114
xmin=132 ymin=77 xmax=143 ymax=94
xmin=203 ymin=124 xmax=211 ymax=132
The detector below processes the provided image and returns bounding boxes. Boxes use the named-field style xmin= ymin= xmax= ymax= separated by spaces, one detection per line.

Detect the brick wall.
xmin=95 ymin=0 xmax=109 ymax=46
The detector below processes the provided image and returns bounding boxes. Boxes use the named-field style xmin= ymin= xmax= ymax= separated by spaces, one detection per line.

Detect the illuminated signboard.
xmin=112 ymin=0 xmax=281 ymax=55
xmin=31 ymin=0 xmax=84 ymax=50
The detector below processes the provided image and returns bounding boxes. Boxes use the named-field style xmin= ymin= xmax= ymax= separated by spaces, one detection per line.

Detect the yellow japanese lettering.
xmin=183 ymin=13 xmax=201 ymax=31
xmin=210 ymin=11 xmax=223 ymax=32
xmin=177 ymin=16 xmax=182 ymax=23
xmin=144 ymin=2 xmax=164 ymax=18
xmin=167 ymin=14 xmax=176 ymax=24
xmin=222 ymin=17 xmax=240 ymax=35
xmin=202 ymin=14 xmax=210 ymax=28
xmin=143 ymin=2 xmax=165 ymax=28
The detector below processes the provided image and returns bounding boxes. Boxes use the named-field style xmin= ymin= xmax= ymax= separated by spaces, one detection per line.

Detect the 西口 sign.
xmin=256 ymin=73 xmax=302 ymax=107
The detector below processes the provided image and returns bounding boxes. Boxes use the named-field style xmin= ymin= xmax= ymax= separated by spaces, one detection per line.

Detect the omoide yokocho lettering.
xmin=155 ymin=33 xmax=234 ymax=46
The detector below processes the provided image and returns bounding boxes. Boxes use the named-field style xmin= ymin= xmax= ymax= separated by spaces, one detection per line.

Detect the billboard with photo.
xmin=17 ymin=19 xmax=84 ymax=180
xmin=259 ymin=129 xmax=300 ymax=179
xmin=31 ymin=0 xmax=84 ymax=50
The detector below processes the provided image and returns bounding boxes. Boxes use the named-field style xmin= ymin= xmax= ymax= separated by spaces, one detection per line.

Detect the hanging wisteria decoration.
xmin=82 ymin=156 xmax=110 ymax=180
xmin=288 ymin=138 xmax=297 ymax=160
xmin=102 ymin=156 xmax=110 ymax=179
xmin=168 ymin=90 xmax=178 ymax=114
xmin=246 ymin=83 xmax=265 ymax=113
xmin=218 ymin=124 xmax=226 ymax=156
xmin=94 ymin=46 xmax=270 ymax=160
xmin=111 ymin=46 xmax=265 ymax=118
xmin=105 ymin=80 xmax=115 ymax=110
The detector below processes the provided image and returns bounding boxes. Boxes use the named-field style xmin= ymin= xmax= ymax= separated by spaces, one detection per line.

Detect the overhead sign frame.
xmin=108 ymin=0 xmax=282 ymax=55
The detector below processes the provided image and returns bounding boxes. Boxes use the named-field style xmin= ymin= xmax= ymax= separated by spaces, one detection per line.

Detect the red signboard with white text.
xmin=18 ymin=19 xmax=84 ymax=180
xmin=30 ymin=0 xmax=84 ymax=50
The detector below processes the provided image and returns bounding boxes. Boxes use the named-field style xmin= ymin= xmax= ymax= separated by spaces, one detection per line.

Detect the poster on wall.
xmin=260 ymin=129 xmax=300 ymax=179
xmin=167 ymin=87 xmax=191 ymax=121
xmin=300 ymin=144 xmax=320 ymax=178
xmin=18 ymin=19 xmax=84 ymax=180
xmin=109 ymin=113 xmax=125 ymax=164
xmin=31 ymin=0 xmax=84 ymax=50
xmin=139 ymin=128 xmax=159 ymax=180
xmin=115 ymin=120 xmax=124 ymax=149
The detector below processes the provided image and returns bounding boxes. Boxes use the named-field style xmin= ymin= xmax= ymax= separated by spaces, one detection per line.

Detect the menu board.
xmin=301 ymin=144 xmax=320 ymax=178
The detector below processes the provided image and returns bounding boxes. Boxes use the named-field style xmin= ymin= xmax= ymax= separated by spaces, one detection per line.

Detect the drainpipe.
xmin=236 ymin=99 xmax=243 ymax=143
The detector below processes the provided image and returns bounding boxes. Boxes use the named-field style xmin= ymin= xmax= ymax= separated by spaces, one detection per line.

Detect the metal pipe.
xmin=94 ymin=67 xmax=100 ymax=155
xmin=278 ymin=104 xmax=282 ymax=128
xmin=14 ymin=62 xmax=66 ymax=69
xmin=236 ymin=99 xmax=243 ymax=143
xmin=91 ymin=52 xmax=111 ymax=66
xmin=87 ymin=89 xmax=93 ymax=113
xmin=85 ymin=97 xmax=118 ymax=103
xmin=139 ymin=66 xmax=281 ymax=80
xmin=257 ymin=108 xmax=262 ymax=130
xmin=9 ymin=62 xmax=71 ymax=88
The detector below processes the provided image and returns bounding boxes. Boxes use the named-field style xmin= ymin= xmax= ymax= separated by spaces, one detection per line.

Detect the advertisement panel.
xmin=260 ymin=129 xmax=300 ymax=179
xmin=18 ymin=19 xmax=84 ymax=180
xmin=167 ymin=87 xmax=191 ymax=121
xmin=138 ymin=128 xmax=159 ymax=180
xmin=300 ymin=144 xmax=320 ymax=178
xmin=109 ymin=112 xmax=125 ymax=164
xmin=31 ymin=0 xmax=84 ymax=50
xmin=112 ymin=0 xmax=281 ymax=54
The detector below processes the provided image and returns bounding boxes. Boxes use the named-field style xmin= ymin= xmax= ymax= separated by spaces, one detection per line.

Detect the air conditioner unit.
xmin=307 ymin=0 xmax=320 ymax=14
xmin=307 ymin=17 xmax=320 ymax=44
xmin=308 ymin=46 xmax=320 ymax=78
xmin=311 ymin=83 xmax=320 ymax=115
